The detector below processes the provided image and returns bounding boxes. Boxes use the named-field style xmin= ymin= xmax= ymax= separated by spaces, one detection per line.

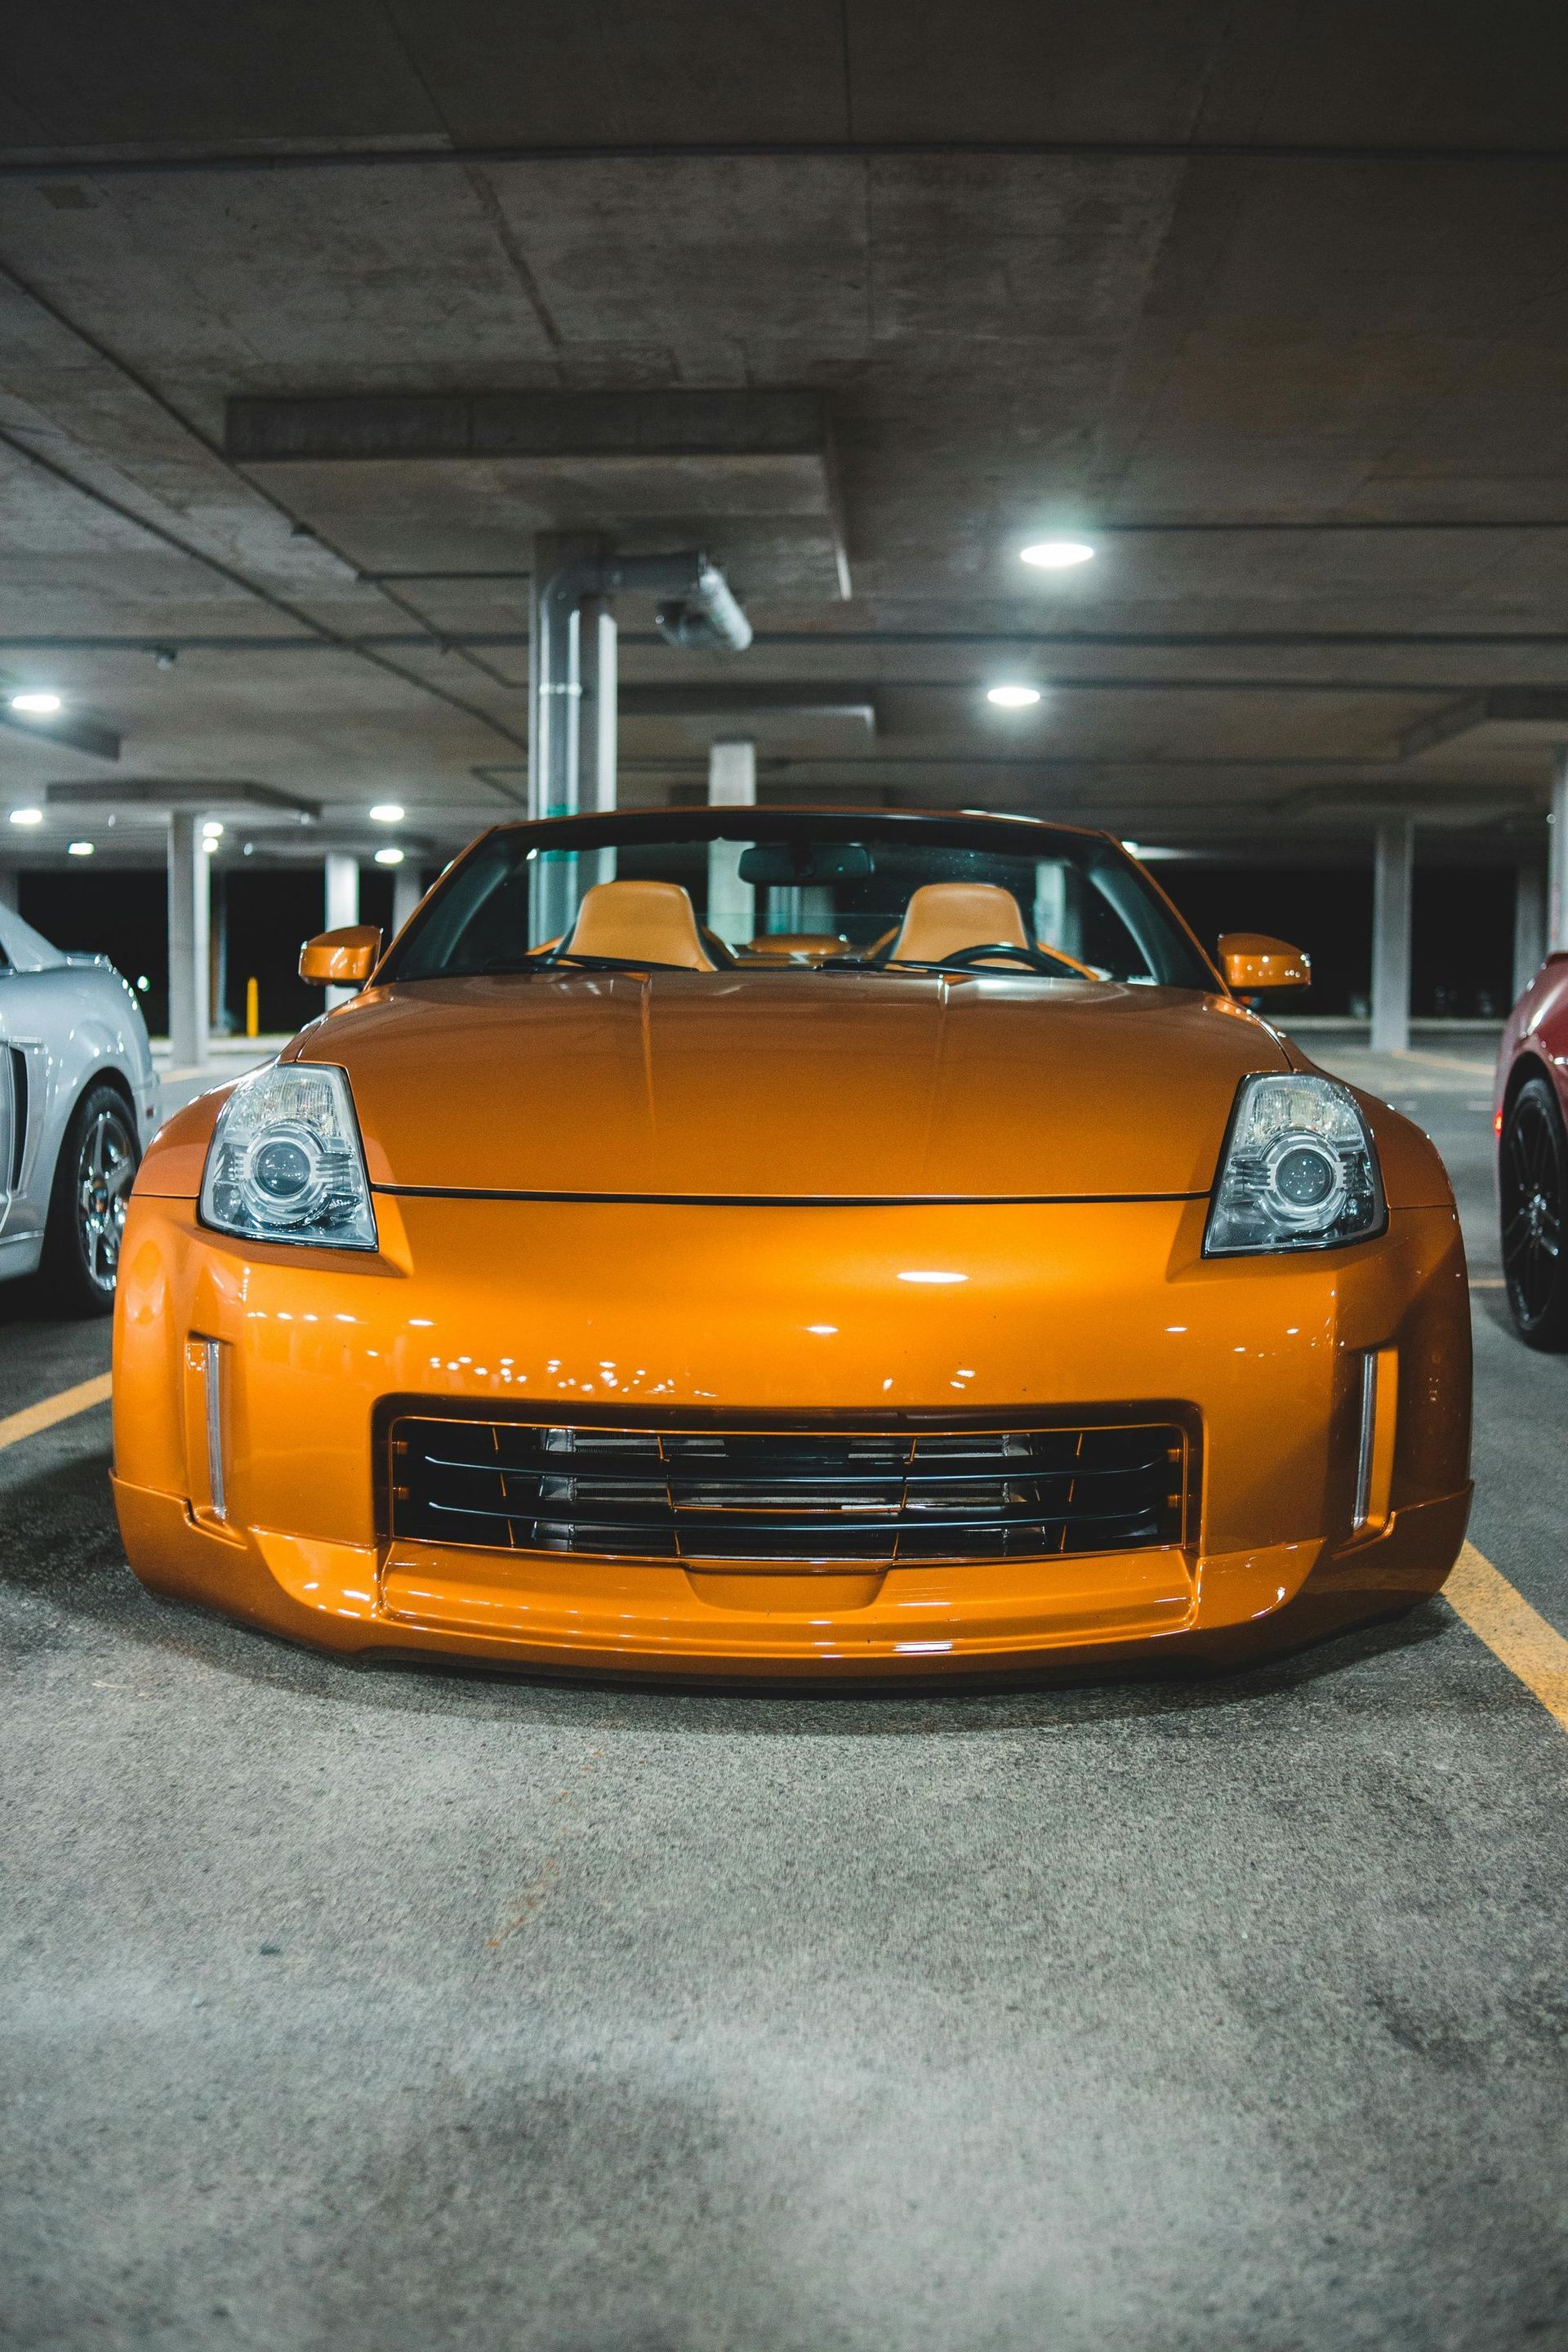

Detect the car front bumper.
xmin=112 ymin=1192 xmax=1472 ymax=1677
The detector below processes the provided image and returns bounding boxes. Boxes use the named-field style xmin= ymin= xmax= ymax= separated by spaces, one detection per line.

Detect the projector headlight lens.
xmin=200 ymin=1063 xmax=377 ymax=1250
xmin=1205 ymin=1073 xmax=1384 ymax=1256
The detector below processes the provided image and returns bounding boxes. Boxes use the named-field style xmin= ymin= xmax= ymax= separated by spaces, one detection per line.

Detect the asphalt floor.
xmin=2 ymin=1045 xmax=1566 ymax=2352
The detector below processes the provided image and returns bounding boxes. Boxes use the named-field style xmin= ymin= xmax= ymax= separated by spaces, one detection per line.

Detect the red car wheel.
xmin=1502 ymin=1076 xmax=1568 ymax=1349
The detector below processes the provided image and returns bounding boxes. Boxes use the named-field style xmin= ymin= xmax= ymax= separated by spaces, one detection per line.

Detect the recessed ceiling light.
xmin=375 ymin=844 xmax=405 ymax=866
xmin=9 ymin=691 xmax=61 ymax=715
xmin=987 ymin=684 xmax=1041 ymax=709
xmin=8 ymin=807 xmax=42 ymax=826
xmin=68 ymin=840 xmax=95 ymax=857
xmin=369 ymin=803 xmax=404 ymax=824
xmin=1020 ymin=541 xmax=1095 ymax=569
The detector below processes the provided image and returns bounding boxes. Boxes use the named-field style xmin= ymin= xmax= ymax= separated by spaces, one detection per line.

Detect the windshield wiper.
xmin=478 ymin=952 xmax=697 ymax=976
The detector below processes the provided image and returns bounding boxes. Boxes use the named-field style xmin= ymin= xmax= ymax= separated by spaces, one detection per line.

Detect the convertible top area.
xmin=384 ymin=805 xmax=1217 ymax=993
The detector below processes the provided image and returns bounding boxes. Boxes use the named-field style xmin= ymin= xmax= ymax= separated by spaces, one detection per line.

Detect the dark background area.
xmin=20 ymin=868 xmax=397 ymax=1038
xmin=17 ymin=858 xmax=1516 ymax=1031
xmin=1155 ymin=862 xmax=1517 ymax=1018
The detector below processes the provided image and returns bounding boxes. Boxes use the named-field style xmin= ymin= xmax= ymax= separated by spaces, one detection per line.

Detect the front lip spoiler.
xmin=372 ymin=1185 xmax=1211 ymax=1207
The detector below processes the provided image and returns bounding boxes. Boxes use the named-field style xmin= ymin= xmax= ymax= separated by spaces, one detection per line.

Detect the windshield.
xmin=387 ymin=811 xmax=1214 ymax=991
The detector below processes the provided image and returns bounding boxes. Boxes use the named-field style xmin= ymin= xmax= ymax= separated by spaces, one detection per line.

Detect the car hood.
xmin=293 ymin=971 xmax=1292 ymax=1200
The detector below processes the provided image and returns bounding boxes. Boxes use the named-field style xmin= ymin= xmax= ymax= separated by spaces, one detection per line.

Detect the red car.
xmin=1496 ymin=954 xmax=1568 ymax=1345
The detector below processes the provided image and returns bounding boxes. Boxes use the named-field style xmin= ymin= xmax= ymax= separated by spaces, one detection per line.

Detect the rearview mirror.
xmin=299 ymin=925 xmax=382 ymax=987
xmin=1218 ymin=933 xmax=1311 ymax=995
xmin=737 ymin=841 xmax=875 ymax=887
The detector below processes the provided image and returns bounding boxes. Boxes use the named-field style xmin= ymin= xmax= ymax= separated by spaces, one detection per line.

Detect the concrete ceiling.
xmin=3 ymin=2 xmax=1568 ymax=871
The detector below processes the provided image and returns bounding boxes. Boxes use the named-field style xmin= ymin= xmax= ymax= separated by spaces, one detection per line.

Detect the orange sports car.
xmin=113 ymin=808 xmax=1471 ymax=1678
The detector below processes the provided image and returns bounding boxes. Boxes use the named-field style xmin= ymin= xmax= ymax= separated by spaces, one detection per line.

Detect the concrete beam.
xmin=1395 ymin=696 xmax=1490 ymax=760
xmin=227 ymin=392 xmax=849 ymax=604
xmin=0 ymin=706 xmax=121 ymax=761
xmin=226 ymin=390 xmax=833 ymax=466
xmin=619 ymin=688 xmax=875 ymax=733
xmin=1399 ymin=688 xmax=1568 ymax=760
xmin=47 ymin=778 xmax=323 ymax=817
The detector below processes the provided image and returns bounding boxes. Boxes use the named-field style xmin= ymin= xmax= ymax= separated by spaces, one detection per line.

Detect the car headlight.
xmin=1205 ymin=1072 xmax=1384 ymax=1256
xmin=199 ymin=1062 xmax=377 ymax=1250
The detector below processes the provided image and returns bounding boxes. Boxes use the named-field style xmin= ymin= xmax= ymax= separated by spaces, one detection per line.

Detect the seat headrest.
xmin=562 ymin=880 xmax=715 ymax=971
xmin=888 ymin=882 xmax=1031 ymax=965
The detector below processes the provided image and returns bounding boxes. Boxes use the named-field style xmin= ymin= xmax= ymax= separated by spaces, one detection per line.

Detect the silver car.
xmin=0 ymin=900 xmax=158 ymax=1315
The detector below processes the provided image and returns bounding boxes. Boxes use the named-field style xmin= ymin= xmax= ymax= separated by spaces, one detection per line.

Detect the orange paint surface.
xmin=114 ymin=1098 xmax=1470 ymax=1675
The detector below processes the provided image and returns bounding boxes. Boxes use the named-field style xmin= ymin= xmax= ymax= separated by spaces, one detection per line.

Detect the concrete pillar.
xmin=324 ymin=853 xmax=359 ymax=1008
xmin=581 ymin=599 xmax=618 ymax=819
xmin=391 ymin=863 xmax=423 ymax=934
xmin=1515 ymin=858 xmax=1547 ymax=1003
xmin=0 ymin=870 xmax=18 ymax=911
xmin=1370 ymin=818 xmax=1414 ymax=1054
xmin=706 ymin=738 xmax=756 ymax=951
xmin=1549 ymin=748 xmax=1568 ymax=952
xmin=324 ymin=852 xmax=359 ymax=932
xmin=209 ymin=868 xmax=229 ymax=1033
xmin=167 ymin=813 xmax=210 ymax=1067
xmin=530 ymin=533 xmax=595 ymax=825
xmin=530 ymin=533 xmax=608 ymax=941
xmin=580 ymin=597 xmax=619 ymax=894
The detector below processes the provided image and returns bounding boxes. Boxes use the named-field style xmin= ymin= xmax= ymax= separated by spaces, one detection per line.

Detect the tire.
xmin=1501 ymin=1075 xmax=1568 ymax=1350
xmin=37 ymin=1081 xmax=140 ymax=1318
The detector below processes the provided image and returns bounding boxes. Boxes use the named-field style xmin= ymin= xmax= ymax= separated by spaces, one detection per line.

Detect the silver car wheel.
xmin=76 ymin=1102 xmax=136 ymax=1294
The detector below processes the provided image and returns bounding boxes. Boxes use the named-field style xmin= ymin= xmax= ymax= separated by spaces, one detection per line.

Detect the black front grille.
xmin=387 ymin=1416 xmax=1187 ymax=1565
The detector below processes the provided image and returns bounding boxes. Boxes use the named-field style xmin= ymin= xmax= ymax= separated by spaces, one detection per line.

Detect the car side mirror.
xmin=299 ymin=925 xmax=382 ymax=987
xmin=1217 ymin=933 xmax=1311 ymax=994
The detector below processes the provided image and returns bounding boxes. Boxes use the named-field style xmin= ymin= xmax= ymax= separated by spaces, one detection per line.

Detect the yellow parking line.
xmin=0 ymin=1371 xmax=113 ymax=1453
xmin=1470 ymin=1277 xmax=1506 ymax=1290
xmin=0 ymin=1381 xmax=1561 ymax=1740
xmin=1446 ymin=1542 xmax=1568 ymax=1733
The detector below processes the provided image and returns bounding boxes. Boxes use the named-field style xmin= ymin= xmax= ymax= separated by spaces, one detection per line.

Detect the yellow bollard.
xmin=245 ymin=976 xmax=259 ymax=1040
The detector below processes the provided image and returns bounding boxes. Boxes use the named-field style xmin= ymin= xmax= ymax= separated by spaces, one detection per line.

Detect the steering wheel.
xmin=932 ymin=942 xmax=1089 ymax=978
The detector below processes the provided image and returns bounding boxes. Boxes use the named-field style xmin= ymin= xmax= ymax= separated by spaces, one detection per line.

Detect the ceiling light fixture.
xmin=203 ymin=835 xmax=220 ymax=854
xmin=9 ymin=690 xmax=62 ymax=715
xmin=369 ymin=803 xmax=404 ymax=824
xmin=68 ymin=840 xmax=95 ymax=857
xmin=375 ymin=845 xmax=405 ymax=866
xmin=8 ymin=807 xmax=42 ymax=826
xmin=203 ymin=819 xmax=224 ymax=837
xmin=987 ymin=684 xmax=1041 ymax=709
xmin=1020 ymin=541 xmax=1095 ymax=569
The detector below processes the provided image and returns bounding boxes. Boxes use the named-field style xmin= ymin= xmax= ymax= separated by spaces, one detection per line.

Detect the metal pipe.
xmin=531 ymin=549 xmax=753 ymax=933
xmin=648 ymin=559 xmax=753 ymax=653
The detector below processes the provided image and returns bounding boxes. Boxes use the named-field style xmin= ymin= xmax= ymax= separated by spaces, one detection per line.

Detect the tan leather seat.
xmin=561 ymin=880 xmax=716 ymax=971
xmin=887 ymin=882 xmax=1031 ymax=965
